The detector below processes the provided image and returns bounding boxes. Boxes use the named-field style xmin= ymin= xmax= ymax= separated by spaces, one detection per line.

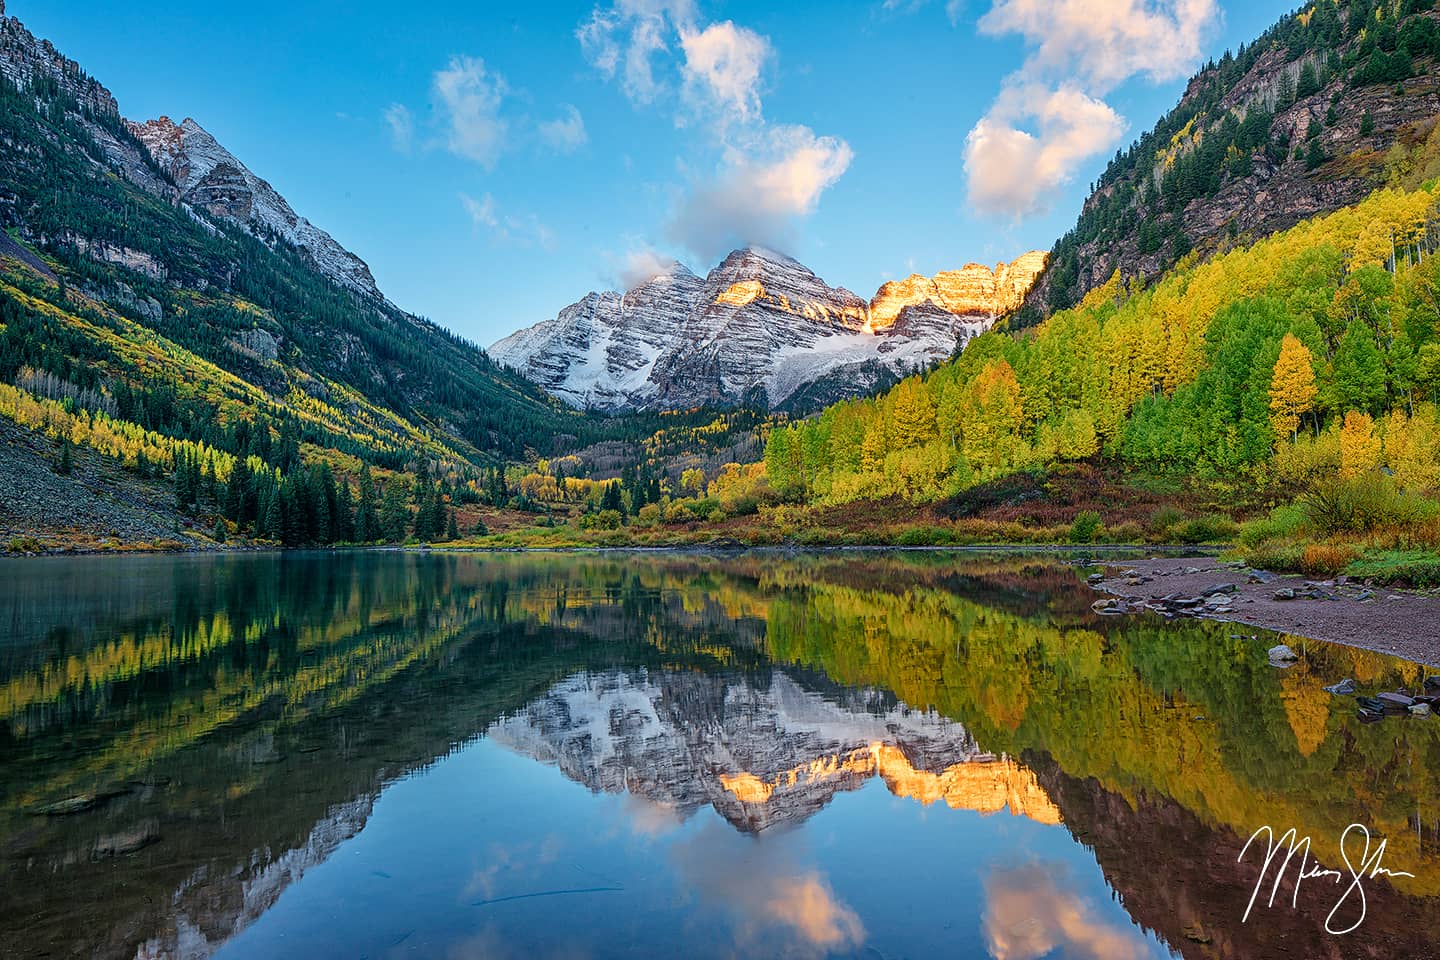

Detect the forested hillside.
xmin=1019 ymin=0 xmax=1440 ymax=324
xmin=0 ymin=6 xmax=705 ymax=549
xmin=771 ymin=181 xmax=1440 ymax=581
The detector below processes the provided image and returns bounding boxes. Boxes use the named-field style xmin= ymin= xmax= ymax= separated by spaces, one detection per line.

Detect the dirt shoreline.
xmin=1093 ymin=556 xmax=1440 ymax=665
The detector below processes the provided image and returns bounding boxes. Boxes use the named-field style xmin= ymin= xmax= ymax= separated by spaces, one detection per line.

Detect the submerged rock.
xmin=1323 ymin=678 xmax=1357 ymax=695
xmin=1268 ymin=644 xmax=1299 ymax=662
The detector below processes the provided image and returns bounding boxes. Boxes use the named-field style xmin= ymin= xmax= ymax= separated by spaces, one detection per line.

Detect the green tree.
xmin=1329 ymin=320 xmax=1387 ymax=415
xmin=355 ymin=464 xmax=379 ymax=542
xmin=381 ymin=481 xmax=410 ymax=542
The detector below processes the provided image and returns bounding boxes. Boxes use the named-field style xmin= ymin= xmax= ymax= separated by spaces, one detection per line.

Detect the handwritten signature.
xmin=1238 ymin=824 xmax=1416 ymax=934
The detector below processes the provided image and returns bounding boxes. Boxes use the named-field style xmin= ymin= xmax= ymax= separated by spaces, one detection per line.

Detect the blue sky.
xmin=16 ymin=0 xmax=1293 ymax=345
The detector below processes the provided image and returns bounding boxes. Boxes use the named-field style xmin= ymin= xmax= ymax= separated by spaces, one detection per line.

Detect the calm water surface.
xmin=1 ymin=551 xmax=1437 ymax=959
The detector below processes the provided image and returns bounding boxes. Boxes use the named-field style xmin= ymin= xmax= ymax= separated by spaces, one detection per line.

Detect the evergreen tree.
xmin=336 ymin=479 xmax=356 ymax=543
xmin=445 ymin=509 xmax=459 ymax=541
xmin=356 ymin=464 xmax=379 ymax=542
xmin=261 ymin=489 xmax=283 ymax=541
xmin=381 ymin=481 xmax=409 ymax=542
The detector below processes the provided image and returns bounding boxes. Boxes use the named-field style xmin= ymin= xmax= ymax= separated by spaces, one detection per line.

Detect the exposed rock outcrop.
xmin=869 ymin=251 xmax=1048 ymax=330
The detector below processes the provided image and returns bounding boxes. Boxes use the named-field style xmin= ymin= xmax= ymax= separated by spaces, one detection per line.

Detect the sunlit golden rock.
xmin=868 ymin=252 xmax=1048 ymax=332
xmin=715 ymin=279 xmax=766 ymax=307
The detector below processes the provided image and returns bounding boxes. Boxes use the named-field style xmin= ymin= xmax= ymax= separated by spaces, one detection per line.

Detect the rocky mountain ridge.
xmin=492 ymin=248 xmax=1046 ymax=412
xmin=129 ymin=116 xmax=382 ymax=299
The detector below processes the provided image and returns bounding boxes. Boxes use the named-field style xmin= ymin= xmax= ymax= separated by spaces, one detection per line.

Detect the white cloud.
xmin=965 ymin=84 xmax=1125 ymax=218
xmin=963 ymin=0 xmax=1218 ymax=218
xmin=880 ymin=0 xmax=966 ymax=23
xmin=461 ymin=192 xmax=555 ymax=250
xmin=383 ymin=103 xmax=414 ymax=153
xmin=538 ymin=104 xmax=589 ymax=153
xmin=578 ymin=0 xmax=697 ymax=104
xmin=617 ymin=247 xmax=683 ymax=288
xmin=460 ymin=191 xmax=499 ymax=229
xmin=678 ymin=21 xmax=771 ymax=124
xmin=667 ymin=124 xmax=852 ymax=260
xmin=979 ymin=0 xmax=1217 ymax=94
xmin=581 ymin=3 xmax=850 ymax=258
xmin=433 ymin=55 xmax=509 ymax=168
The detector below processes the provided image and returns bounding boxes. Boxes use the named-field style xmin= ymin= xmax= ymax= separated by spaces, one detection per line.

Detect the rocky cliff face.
xmin=869 ymin=252 xmax=1047 ymax=329
xmin=488 ymin=668 xmax=1061 ymax=833
xmin=130 ymin=117 xmax=381 ymax=299
xmin=492 ymin=247 xmax=1047 ymax=412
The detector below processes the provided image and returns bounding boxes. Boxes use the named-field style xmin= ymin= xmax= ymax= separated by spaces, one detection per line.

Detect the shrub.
xmin=1148 ymin=505 xmax=1186 ymax=537
xmin=1239 ymin=504 xmax=1309 ymax=547
xmin=1108 ymin=521 xmax=1146 ymax=543
xmin=580 ymin=509 xmax=624 ymax=531
xmin=1169 ymin=513 xmax=1239 ymax=544
xmin=896 ymin=525 xmax=953 ymax=546
xmin=1302 ymin=474 xmax=1439 ymax=534
xmin=1300 ymin=542 xmax=1361 ymax=576
xmin=1243 ymin=543 xmax=1306 ymax=573
xmin=1068 ymin=510 xmax=1104 ymax=543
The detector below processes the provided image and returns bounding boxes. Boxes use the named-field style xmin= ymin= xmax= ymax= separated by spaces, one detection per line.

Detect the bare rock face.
xmin=492 ymin=247 xmax=1047 ymax=412
xmin=488 ymin=668 xmax=1061 ymax=834
xmin=129 ymin=117 xmax=381 ymax=300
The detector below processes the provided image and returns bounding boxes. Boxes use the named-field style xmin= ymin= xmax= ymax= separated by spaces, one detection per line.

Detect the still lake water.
xmin=0 ymin=550 xmax=1437 ymax=960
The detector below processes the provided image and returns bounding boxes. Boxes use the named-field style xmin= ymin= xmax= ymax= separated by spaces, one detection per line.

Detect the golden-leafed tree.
xmin=889 ymin=377 xmax=937 ymax=450
xmin=1268 ymin=333 xmax=1318 ymax=441
xmin=1339 ymin=410 xmax=1382 ymax=477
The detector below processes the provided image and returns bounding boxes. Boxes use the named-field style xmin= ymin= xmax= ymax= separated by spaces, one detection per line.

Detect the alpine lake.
xmin=1 ymin=550 xmax=1437 ymax=960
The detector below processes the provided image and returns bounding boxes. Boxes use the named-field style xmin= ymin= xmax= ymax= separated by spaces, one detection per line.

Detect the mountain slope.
xmin=0 ymin=1 xmax=580 ymax=470
xmin=492 ymin=248 xmax=1046 ymax=412
xmin=129 ymin=116 xmax=382 ymax=299
xmin=1020 ymin=0 xmax=1440 ymax=324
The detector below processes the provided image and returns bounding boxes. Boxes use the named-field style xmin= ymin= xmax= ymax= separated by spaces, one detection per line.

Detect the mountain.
xmin=129 ymin=116 xmax=382 ymax=300
xmin=491 ymin=247 xmax=1046 ymax=413
xmin=0 ymin=1 xmax=594 ymax=497
xmin=1020 ymin=0 xmax=1440 ymax=324
xmin=488 ymin=667 xmax=1061 ymax=834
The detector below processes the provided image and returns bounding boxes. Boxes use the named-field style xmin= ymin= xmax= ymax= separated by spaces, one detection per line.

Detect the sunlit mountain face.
xmin=1 ymin=552 xmax=1437 ymax=959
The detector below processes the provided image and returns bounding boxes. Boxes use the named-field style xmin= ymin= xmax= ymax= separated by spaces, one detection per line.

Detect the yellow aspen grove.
xmin=1268 ymin=333 xmax=1318 ymax=440
xmin=1339 ymin=410 xmax=1382 ymax=477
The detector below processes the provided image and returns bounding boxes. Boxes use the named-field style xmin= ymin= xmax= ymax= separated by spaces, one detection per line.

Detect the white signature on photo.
xmin=1237 ymin=824 xmax=1416 ymax=935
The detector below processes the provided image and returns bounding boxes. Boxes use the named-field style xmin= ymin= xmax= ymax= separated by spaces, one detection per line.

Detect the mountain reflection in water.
xmin=0 ymin=550 xmax=1436 ymax=960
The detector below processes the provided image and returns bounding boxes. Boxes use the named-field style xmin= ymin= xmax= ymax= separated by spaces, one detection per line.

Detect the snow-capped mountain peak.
xmin=491 ymin=247 xmax=1046 ymax=412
